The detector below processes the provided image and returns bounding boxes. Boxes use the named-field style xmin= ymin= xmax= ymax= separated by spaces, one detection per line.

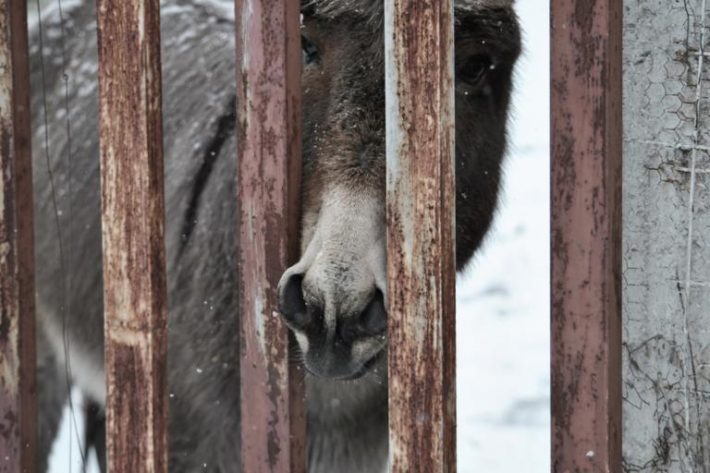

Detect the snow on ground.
xmin=456 ymin=1 xmax=550 ymax=470
xmin=49 ymin=0 xmax=549 ymax=471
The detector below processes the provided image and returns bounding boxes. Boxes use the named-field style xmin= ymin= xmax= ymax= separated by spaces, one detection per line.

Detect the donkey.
xmin=30 ymin=0 xmax=520 ymax=471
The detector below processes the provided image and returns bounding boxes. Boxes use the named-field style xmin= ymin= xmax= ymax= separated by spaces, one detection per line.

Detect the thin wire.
xmin=33 ymin=0 xmax=87 ymax=469
xmin=54 ymin=0 xmax=89 ymax=469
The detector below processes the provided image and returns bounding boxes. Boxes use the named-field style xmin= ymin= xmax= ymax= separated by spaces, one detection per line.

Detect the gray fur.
xmin=31 ymin=0 xmax=520 ymax=471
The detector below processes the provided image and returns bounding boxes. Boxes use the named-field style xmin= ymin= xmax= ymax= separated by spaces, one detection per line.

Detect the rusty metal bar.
xmin=235 ymin=0 xmax=305 ymax=471
xmin=0 ymin=1 xmax=37 ymax=471
xmin=550 ymin=0 xmax=622 ymax=471
xmin=385 ymin=0 xmax=456 ymax=471
xmin=96 ymin=0 xmax=168 ymax=471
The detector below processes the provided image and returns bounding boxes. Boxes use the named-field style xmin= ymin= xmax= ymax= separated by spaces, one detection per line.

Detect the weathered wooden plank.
xmin=0 ymin=1 xmax=37 ymax=471
xmin=235 ymin=0 xmax=306 ymax=471
xmin=622 ymin=1 xmax=710 ymax=470
xmin=96 ymin=0 xmax=168 ymax=471
xmin=384 ymin=0 xmax=456 ymax=471
xmin=550 ymin=0 xmax=623 ymax=471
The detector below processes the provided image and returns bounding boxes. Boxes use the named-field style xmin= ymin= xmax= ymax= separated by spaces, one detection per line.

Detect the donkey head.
xmin=278 ymin=0 xmax=521 ymax=380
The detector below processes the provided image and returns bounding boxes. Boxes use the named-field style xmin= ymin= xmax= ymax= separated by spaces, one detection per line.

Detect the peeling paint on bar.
xmin=235 ymin=0 xmax=306 ymax=472
xmin=0 ymin=1 xmax=37 ymax=471
xmin=96 ymin=0 xmax=168 ymax=471
xmin=385 ymin=0 xmax=456 ymax=472
xmin=550 ymin=0 xmax=623 ymax=471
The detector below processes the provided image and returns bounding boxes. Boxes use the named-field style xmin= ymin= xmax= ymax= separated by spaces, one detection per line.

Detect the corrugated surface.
xmin=96 ymin=0 xmax=168 ymax=471
xmin=235 ymin=0 xmax=306 ymax=471
xmin=550 ymin=0 xmax=623 ymax=471
xmin=0 ymin=1 xmax=37 ymax=471
xmin=622 ymin=1 xmax=710 ymax=470
xmin=384 ymin=0 xmax=456 ymax=471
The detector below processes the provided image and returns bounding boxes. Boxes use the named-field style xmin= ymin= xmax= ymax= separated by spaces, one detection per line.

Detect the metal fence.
xmin=550 ymin=0 xmax=623 ymax=471
xmin=6 ymin=0 xmax=706 ymax=472
xmin=0 ymin=1 xmax=37 ymax=471
xmin=1 ymin=0 xmax=457 ymax=471
xmin=235 ymin=1 xmax=305 ymax=470
xmin=96 ymin=1 xmax=168 ymax=471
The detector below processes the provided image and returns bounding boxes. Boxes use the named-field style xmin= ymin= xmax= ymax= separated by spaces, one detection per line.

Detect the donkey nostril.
xmin=360 ymin=289 xmax=387 ymax=336
xmin=339 ymin=290 xmax=387 ymax=344
xmin=278 ymin=274 xmax=310 ymax=329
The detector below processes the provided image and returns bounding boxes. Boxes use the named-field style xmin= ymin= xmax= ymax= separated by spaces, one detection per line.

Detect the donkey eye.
xmin=301 ymin=35 xmax=320 ymax=65
xmin=458 ymin=54 xmax=493 ymax=87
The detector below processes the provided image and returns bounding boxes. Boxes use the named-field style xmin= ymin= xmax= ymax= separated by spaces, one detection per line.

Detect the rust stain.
xmin=0 ymin=1 xmax=37 ymax=471
xmin=235 ymin=0 xmax=306 ymax=472
xmin=551 ymin=0 xmax=622 ymax=471
xmin=385 ymin=0 xmax=456 ymax=472
xmin=96 ymin=0 xmax=168 ymax=471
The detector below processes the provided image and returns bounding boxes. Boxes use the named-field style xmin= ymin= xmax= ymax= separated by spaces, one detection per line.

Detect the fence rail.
xmin=0 ymin=1 xmax=37 ymax=471
xmin=235 ymin=0 xmax=306 ymax=471
xmin=96 ymin=0 xmax=169 ymax=471
xmin=551 ymin=0 xmax=623 ymax=471
xmin=385 ymin=0 xmax=456 ymax=471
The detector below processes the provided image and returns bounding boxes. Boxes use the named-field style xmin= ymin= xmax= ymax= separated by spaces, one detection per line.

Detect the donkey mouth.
xmin=305 ymin=349 xmax=385 ymax=381
xmin=346 ymin=350 xmax=385 ymax=381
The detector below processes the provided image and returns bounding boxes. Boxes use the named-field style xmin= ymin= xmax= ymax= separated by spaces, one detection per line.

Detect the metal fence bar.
xmin=0 ymin=1 xmax=37 ymax=471
xmin=235 ymin=0 xmax=306 ymax=471
xmin=385 ymin=0 xmax=456 ymax=471
xmin=96 ymin=0 xmax=168 ymax=471
xmin=550 ymin=0 xmax=623 ymax=471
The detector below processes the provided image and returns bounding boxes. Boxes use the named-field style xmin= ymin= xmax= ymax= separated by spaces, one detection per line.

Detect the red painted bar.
xmin=385 ymin=0 xmax=456 ymax=471
xmin=0 ymin=1 xmax=37 ymax=471
xmin=96 ymin=0 xmax=168 ymax=471
xmin=235 ymin=0 xmax=306 ymax=471
xmin=550 ymin=0 xmax=622 ymax=471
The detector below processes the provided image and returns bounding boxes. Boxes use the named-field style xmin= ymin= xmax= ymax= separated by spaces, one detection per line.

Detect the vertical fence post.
xmin=235 ymin=0 xmax=306 ymax=472
xmin=550 ymin=0 xmax=622 ymax=471
xmin=0 ymin=1 xmax=37 ymax=471
xmin=96 ymin=0 xmax=168 ymax=471
xmin=385 ymin=0 xmax=456 ymax=471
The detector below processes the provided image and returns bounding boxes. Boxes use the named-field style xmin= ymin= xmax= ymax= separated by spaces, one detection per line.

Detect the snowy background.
xmin=47 ymin=0 xmax=550 ymax=471
xmin=455 ymin=0 xmax=550 ymax=470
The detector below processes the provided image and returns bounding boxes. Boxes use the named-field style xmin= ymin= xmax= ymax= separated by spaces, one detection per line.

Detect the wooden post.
xmin=550 ymin=0 xmax=622 ymax=471
xmin=96 ymin=0 xmax=168 ymax=471
xmin=0 ymin=1 xmax=37 ymax=471
xmin=235 ymin=0 xmax=306 ymax=471
xmin=385 ymin=0 xmax=456 ymax=471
